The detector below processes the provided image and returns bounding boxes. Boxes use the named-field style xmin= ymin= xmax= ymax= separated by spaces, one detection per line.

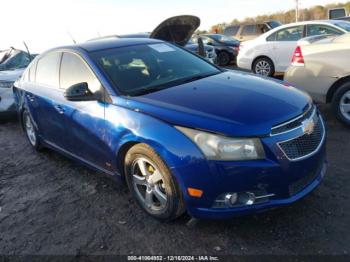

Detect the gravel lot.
xmin=0 ymin=102 xmax=349 ymax=256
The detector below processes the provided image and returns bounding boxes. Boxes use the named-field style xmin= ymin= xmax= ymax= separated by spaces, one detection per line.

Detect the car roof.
xmin=269 ymin=20 xmax=346 ymax=30
xmin=260 ymin=20 xmax=350 ymax=38
xmin=55 ymin=38 xmax=164 ymax=53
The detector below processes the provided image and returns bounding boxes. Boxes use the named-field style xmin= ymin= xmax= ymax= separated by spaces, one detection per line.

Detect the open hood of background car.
xmin=150 ymin=15 xmax=200 ymax=46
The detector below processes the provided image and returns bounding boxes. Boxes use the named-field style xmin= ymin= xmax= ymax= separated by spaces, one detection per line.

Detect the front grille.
xmin=278 ymin=112 xmax=324 ymax=161
xmin=271 ymin=105 xmax=314 ymax=135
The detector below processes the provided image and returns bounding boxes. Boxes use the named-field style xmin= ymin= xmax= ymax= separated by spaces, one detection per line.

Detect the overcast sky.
xmin=0 ymin=0 xmax=344 ymax=52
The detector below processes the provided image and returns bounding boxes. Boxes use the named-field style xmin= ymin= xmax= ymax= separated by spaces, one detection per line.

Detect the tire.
xmin=22 ymin=110 xmax=42 ymax=150
xmin=217 ymin=51 xmax=231 ymax=66
xmin=332 ymin=82 xmax=350 ymax=126
xmin=124 ymin=143 xmax=185 ymax=221
xmin=253 ymin=57 xmax=275 ymax=77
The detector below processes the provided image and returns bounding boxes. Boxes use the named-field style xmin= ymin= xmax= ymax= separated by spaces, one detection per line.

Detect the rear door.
xmin=269 ymin=25 xmax=304 ymax=72
xmin=58 ymin=52 xmax=111 ymax=170
xmin=27 ymin=51 xmax=68 ymax=148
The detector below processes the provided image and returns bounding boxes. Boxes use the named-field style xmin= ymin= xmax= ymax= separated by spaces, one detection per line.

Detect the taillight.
xmin=238 ymin=43 xmax=242 ymax=53
xmin=291 ymin=46 xmax=304 ymax=66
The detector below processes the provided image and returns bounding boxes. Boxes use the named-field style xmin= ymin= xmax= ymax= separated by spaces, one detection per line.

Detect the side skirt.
xmin=42 ymin=139 xmax=121 ymax=178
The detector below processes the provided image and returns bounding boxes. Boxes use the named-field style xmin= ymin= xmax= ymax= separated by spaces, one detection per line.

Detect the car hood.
xmin=0 ymin=68 xmax=24 ymax=81
xmin=150 ymin=15 xmax=200 ymax=46
xmin=126 ymin=71 xmax=311 ymax=137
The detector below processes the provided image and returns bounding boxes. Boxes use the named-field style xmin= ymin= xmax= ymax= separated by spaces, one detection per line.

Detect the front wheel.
xmin=124 ymin=144 xmax=185 ymax=221
xmin=22 ymin=110 xmax=42 ymax=150
xmin=253 ymin=57 xmax=275 ymax=77
xmin=332 ymin=82 xmax=350 ymax=126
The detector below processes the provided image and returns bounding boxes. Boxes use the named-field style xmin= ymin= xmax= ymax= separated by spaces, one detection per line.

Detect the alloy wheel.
xmin=255 ymin=60 xmax=271 ymax=76
xmin=340 ymin=90 xmax=350 ymax=121
xmin=131 ymin=157 xmax=167 ymax=212
xmin=24 ymin=113 xmax=37 ymax=146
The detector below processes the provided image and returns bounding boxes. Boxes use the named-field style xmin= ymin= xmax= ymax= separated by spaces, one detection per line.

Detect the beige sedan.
xmin=285 ymin=33 xmax=350 ymax=126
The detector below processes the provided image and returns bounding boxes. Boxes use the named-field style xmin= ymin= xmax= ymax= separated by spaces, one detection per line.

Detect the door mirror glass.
xmin=64 ymin=82 xmax=101 ymax=101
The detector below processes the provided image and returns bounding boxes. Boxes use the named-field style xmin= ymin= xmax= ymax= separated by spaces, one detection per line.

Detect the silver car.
xmin=0 ymin=68 xmax=24 ymax=116
xmin=285 ymin=33 xmax=350 ymax=126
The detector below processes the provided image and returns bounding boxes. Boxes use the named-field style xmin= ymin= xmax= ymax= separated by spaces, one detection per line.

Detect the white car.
xmin=237 ymin=20 xmax=350 ymax=76
xmin=0 ymin=68 xmax=24 ymax=117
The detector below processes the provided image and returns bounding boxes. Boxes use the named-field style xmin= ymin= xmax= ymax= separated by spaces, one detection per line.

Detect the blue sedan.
xmin=14 ymin=38 xmax=327 ymax=221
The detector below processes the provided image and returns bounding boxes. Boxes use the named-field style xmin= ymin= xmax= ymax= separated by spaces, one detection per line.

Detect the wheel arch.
xmin=326 ymin=75 xmax=350 ymax=103
xmin=116 ymin=141 xmax=139 ymax=178
xmin=251 ymin=55 xmax=275 ymax=71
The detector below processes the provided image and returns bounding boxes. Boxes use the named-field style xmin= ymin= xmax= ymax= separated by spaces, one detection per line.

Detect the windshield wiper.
xmin=129 ymin=71 xmax=222 ymax=96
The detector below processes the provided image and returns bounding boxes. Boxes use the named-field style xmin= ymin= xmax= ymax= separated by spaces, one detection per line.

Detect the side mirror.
xmin=64 ymin=82 xmax=102 ymax=101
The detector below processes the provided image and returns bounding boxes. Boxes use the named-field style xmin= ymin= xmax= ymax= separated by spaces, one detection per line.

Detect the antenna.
xmin=23 ymin=41 xmax=32 ymax=61
xmin=67 ymin=31 xmax=77 ymax=44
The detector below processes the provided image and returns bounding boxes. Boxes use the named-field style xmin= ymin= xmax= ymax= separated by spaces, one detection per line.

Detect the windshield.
xmin=93 ymin=43 xmax=221 ymax=96
xmin=334 ymin=21 xmax=350 ymax=32
xmin=267 ymin=21 xmax=282 ymax=29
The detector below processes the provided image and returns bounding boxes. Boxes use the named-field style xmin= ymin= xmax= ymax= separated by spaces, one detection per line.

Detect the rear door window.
xmin=306 ymin=24 xmax=342 ymax=36
xmin=275 ymin=26 xmax=304 ymax=41
xmin=224 ymin=26 xmax=240 ymax=36
xmin=36 ymin=52 xmax=61 ymax=88
xmin=241 ymin=25 xmax=257 ymax=36
xmin=60 ymin=52 xmax=101 ymax=93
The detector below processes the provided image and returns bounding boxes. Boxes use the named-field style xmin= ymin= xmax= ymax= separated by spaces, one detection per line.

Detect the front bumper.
xmin=187 ymin=159 xmax=326 ymax=219
xmin=171 ymin=110 xmax=327 ymax=220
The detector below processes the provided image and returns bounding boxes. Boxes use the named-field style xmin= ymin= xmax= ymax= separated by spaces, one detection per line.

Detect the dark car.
xmin=192 ymin=34 xmax=240 ymax=66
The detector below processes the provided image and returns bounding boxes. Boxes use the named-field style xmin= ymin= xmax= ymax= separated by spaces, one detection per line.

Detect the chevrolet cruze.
xmin=14 ymin=36 xmax=327 ymax=221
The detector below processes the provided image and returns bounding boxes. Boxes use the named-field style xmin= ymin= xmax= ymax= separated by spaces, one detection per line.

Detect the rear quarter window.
xmin=241 ymin=25 xmax=257 ymax=36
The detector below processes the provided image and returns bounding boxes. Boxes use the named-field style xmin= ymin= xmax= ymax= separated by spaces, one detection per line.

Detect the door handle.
xmin=26 ymin=94 xmax=35 ymax=102
xmin=54 ymin=105 xmax=65 ymax=114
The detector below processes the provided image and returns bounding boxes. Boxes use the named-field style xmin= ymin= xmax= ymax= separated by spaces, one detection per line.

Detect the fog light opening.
xmin=224 ymin=193 xmax=238 ymax=206
xmin=239 ymin=192 xmax=256 ymax=205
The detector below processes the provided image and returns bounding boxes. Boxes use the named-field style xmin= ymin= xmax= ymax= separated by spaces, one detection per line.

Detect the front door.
xmin=59 ymin=52 xmax=112 ymax=170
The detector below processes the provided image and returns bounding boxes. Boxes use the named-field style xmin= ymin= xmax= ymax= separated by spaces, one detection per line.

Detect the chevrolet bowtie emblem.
xmin=302 ymin=118 xmax=315 ymax=135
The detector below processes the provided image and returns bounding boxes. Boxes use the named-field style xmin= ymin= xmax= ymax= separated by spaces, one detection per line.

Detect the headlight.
xmin=176 ymin=126 xmax=265 ymax=161
xmin=0 ymin=81 xmax=14 ymax=89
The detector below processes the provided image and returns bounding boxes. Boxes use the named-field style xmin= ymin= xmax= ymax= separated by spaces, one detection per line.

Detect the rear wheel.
xmin=22 ymin=110 xmax=42 ymax=150
xmin=124 ymin=144 xmax=185 ymax=221
xmin=332 ymin=82 xmax=350 ymax=126
xmin=253 ymin=57 xmax=275 ymax=77
xmin=217 ymin=51 xmax=231 ymax=66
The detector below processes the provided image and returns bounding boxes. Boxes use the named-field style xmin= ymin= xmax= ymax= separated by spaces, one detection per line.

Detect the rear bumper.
xmin=284 ymin=66 xmax=334 ymax=104
xmin=237 ymin=55 xmax=252 ymax=70
xmin=0 ymin=87 xmax=16 ymax=113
